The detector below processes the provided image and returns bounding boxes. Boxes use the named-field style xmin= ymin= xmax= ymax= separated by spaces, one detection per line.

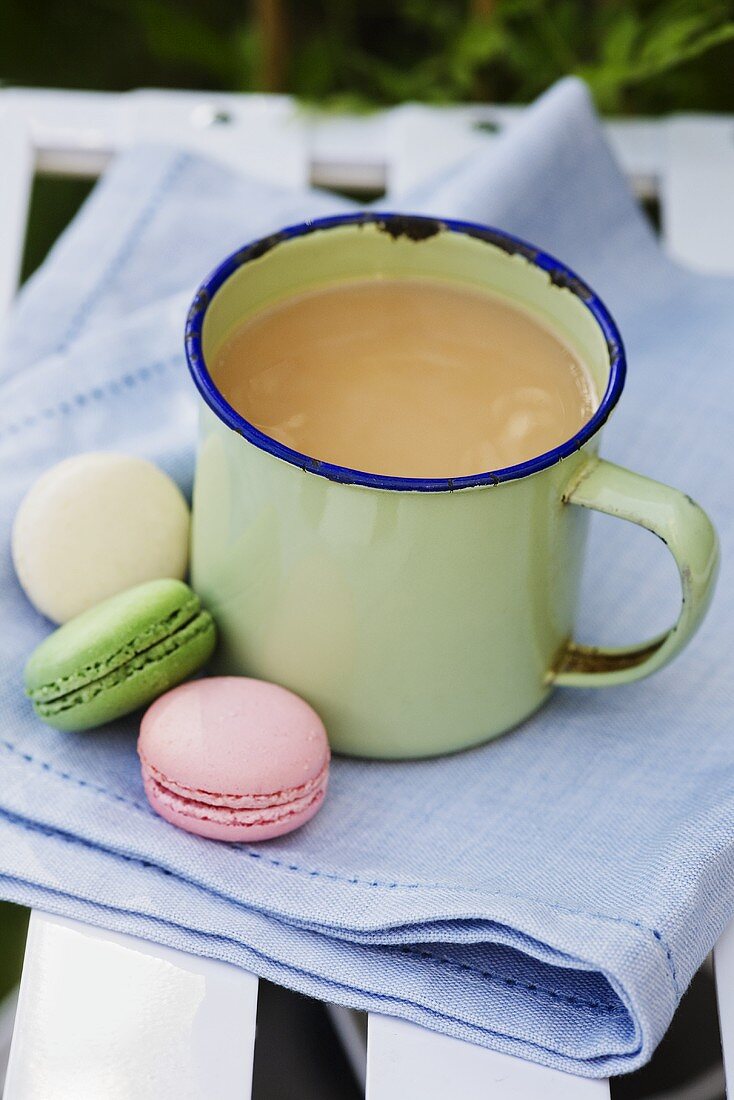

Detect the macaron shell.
xmin=142 ymin=761 xmax=328 ymax=842
xmin=25 ymin=578 xmax=201 ymax=696
xmin=12 ymin=452 xmax=190 ymax=623
xmin=138 ymin=677 xmax=330 ymax=842
xmin=36 ymin=612 xmax=216 ymax=732
xmin=139 ymin=677 xmax=329 ymax=797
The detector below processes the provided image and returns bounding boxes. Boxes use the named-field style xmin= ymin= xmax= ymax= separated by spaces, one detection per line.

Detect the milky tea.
xmin=211 ymin=278 xmax=598 ymax=479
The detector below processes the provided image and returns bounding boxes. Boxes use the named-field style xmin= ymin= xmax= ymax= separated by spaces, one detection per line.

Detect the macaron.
xmin=12 ymin=452 xmax=190 ymax=623
xmin=138 ymin=677 xmax=330 ymax=842
xmin=25 ymin=579 xmax=216 ymax=731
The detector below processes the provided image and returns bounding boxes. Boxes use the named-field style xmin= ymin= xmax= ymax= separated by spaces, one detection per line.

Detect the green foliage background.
xmin=2 ymin=0 xmax=733 ymax=114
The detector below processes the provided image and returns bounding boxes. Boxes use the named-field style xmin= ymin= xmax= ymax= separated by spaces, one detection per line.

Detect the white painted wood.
xmin=0 ymin=87 xmax=692 ymax=201
xmin=0 ymin=992 xmax=19 ymax=1094
xmin=366 ymin=1014 xmax=611 ymax=1099
xmin=307 ymin=111 xmax=391 ymax=193
xmin=603 ymin=117 xmax=663 ymax=201
xmin=712 ymin=920 xmax=734 ymax=1097
xmin=386 ymin=103 xmax=503 ymax=196
xmin=0 ymin=107 xmax=33 ymax=321
xmin=0 ymin=88 xmax=308 ymax=186
xmin=376 ymin=103 xmax=662 ymax=199
xmin=127 ymin=90 xmax=309 ymax=188
xmin=3 ymin=912 xmax=259 ymax=1100
xmin=325 ymin=1005 xmax=367 ymax=1089
xmin=0 ymin=87 xmax=126 ymax=177
xmin=663 ymin=115 xmax=734 ymax=274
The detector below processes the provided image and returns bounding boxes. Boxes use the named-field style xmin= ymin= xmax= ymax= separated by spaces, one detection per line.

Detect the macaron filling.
xmin=29 ymin=608 xmax=215 ymax=719
xmin=140 ymin=757 xmax=329 ymax=829
xmin=140 ymin=755 xmax=328 ymax=808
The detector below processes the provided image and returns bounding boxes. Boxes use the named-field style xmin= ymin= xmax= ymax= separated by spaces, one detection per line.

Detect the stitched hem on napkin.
xmin=0 ymin=790 xmax=672 ymax=1078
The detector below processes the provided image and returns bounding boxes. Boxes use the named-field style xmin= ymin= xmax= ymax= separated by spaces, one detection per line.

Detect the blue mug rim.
xmin=185 ymin=212 xmax=626 ymax=492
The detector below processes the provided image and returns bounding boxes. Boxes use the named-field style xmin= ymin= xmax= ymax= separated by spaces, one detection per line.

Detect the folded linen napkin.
xmin=1 ymin=78 xmax=732 ymax=1077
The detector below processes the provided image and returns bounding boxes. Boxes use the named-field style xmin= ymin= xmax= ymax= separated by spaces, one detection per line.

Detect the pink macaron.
xmin=138 ymin=677 xmax=330 ymax=842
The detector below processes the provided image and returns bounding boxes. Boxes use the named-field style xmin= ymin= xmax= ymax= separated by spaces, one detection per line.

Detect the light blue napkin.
xmin=1 ymin=78 xmax=732 ymax=1077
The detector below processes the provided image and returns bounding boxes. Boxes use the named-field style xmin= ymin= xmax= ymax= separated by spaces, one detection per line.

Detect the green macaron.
xmin=24 ymin=578 xmax=216 ymax=731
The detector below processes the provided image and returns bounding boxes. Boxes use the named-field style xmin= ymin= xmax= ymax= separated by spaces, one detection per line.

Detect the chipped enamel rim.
xmin=185 ymin=212 xmax=626 ymax=492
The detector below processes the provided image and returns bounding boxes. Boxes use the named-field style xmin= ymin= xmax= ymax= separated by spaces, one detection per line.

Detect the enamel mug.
xmin=185 ymin=213 xmax=718 ymax=759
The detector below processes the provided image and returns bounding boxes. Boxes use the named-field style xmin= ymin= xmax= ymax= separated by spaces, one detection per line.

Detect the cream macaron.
xmin=12 ymin=452 xmax=190 ymax=623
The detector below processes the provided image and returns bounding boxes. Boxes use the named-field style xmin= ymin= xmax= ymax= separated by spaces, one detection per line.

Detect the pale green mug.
xmin=185 ymin=213 xmax=718 ymax=759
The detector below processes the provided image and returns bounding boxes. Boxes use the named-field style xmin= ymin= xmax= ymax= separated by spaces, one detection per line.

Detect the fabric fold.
xmin=1 ymin=77 xmax=732 ymax=1076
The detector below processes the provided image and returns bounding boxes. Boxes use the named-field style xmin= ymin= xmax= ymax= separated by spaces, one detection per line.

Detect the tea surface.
xmin=212 ymin=278 xmax=597 ymax=478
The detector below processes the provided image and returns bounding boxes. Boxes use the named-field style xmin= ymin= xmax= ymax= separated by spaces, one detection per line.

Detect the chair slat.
xmin=0 ymin=106 xmax=33 ymax=321
xmin=3 ymin=912 xmax=259 ymax=1100
xmin=366 ymin=1013 xmax=610 ymax=1099
xmin=713 ymin=923 xmax=734 ymax=1095
xmin=663 ymin=116 xmax=734 ymax=274
xmin=0 ymin=87 xmax=689 ymax=202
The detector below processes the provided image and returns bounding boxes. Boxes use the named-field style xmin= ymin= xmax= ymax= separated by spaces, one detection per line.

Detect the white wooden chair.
xmin=1 ymin=88 xmax=734 ymax=1098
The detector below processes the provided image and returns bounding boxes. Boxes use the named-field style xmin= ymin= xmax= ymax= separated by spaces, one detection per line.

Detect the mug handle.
xmin=553 ymin=458 xmax=719 ymax=687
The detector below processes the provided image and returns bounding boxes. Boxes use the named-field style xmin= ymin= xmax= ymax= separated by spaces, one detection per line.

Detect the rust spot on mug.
xmin=368 ymin=215 xmax=543 ymax=262
xmin=559 ymin=638 xmax=665 ymax=675
xmin=235 ymin=230 xmax=290 ymax=264
xmin=189 ymin=287 xmax=210 ymax=317
xmin=547 ymin=267 xmax=594 ymax=300
xmin=372 ymin=215 xmax=442 ymax=242
xmin=463 ymin=225 xmax=539 ymax=263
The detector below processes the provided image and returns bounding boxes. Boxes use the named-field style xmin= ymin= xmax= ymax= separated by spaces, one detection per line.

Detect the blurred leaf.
xmin=633 ymin=20 xmax=734 ymax=77
xmin=134 ymin=0 xmax=240 ymax=84
xmin=580 ymin=10 xmax=734 ymax=110
xmin=639 ymin=12 xmax=715 ymax=63
xmin=455 ymin=18 xmax=508 ymax=66
xmin=6 ymin=0 xmax=734 ymax=115
xmin=231 ymin=25 xmax=260 ymax=92
xmin=601 ymin=10 xmax=642 ymax=65
xmin=291 ymin=36 xmax=340 ymax=99
xmin=402 ymin=0 xmax=462 ymax=34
